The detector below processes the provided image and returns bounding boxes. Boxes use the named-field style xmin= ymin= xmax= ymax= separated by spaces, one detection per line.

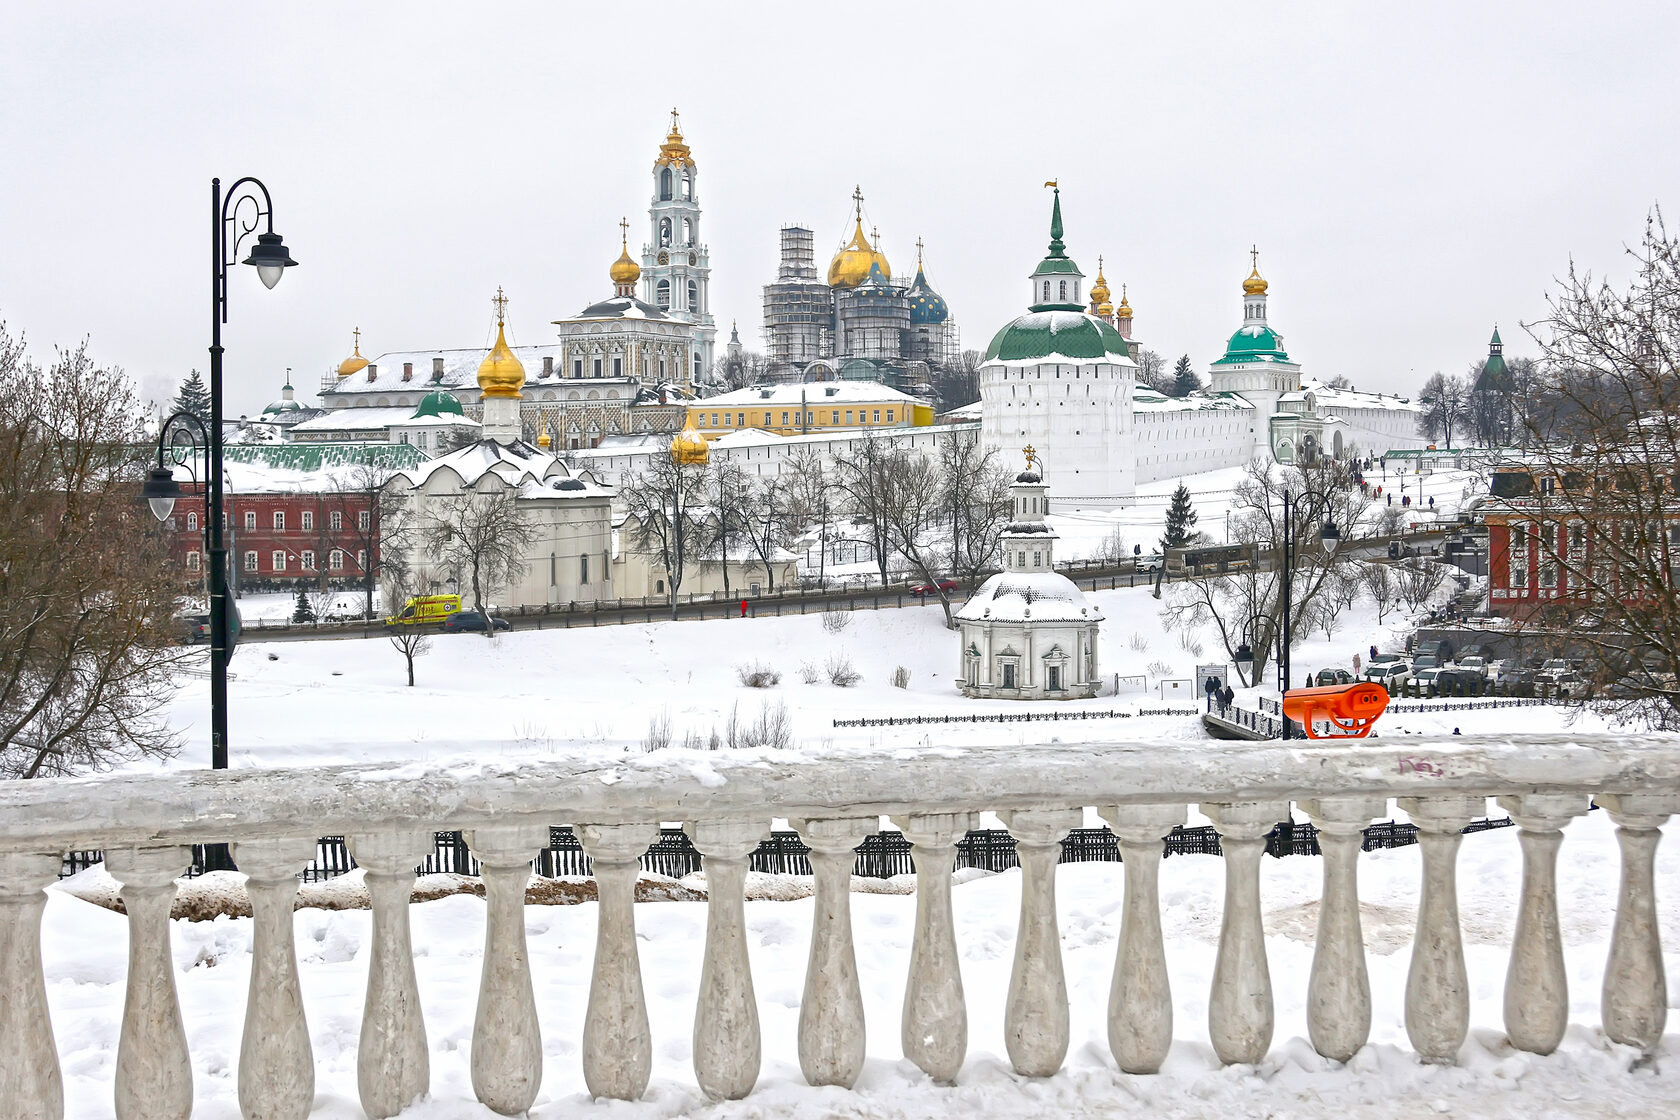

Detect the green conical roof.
xmin=1475 ymin=326 xmax=1513 ymax=392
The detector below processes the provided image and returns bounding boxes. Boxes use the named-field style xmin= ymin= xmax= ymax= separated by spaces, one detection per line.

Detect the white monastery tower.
xmin=641 ymin=109 xmax=716 ymax=386
xmin=979 ymin=184 xmax=1137 ymax=508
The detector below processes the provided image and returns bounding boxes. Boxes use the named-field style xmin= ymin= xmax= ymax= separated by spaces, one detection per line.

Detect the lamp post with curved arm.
xmin=141 ymin=178 xmax=296 ymax=780
xmin=1278 ymin=486 xmax=1342 ymax=737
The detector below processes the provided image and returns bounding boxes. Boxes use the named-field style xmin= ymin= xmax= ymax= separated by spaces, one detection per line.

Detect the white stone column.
xmin=465 ymin=823 xmax=548 ymax=1115
xmin=895 ymin=811 xmax=976 ymax=1085
xmin=1397 ymin=795 xmax=1483 ymax=1063
xmin=1597 ymin=793 xmax=1678 ymax=1056
xmin=229 ymin=838 xmax=315 ymax=1120
xmin=1097 ymin=803 xmax=1185 ymax=1074
xmin=1000 ymin=809 xmax=1079 ymax=1077
xmin=106 ymin=845 xmax=193 ymax=1120
xmin=688 ymin=819 xmax=767 ymax=1100
xmin=1299 ymin=796 xmax=1386 ymax=1062
xmin=1202 ymin=800 xmax=1289 ymax=1065
xmin=0 ymin=851 xmax=65 ymax=1120
xmin=1496 ymin=794 xmax=1587 ymax=1055
xmin=347 ymin=830 xmax=432 ymax=1119
xmin=790 ymin=817 xmax=874 ymax=1088
xmin=576 ymin=822 xmax=658 ymax=1101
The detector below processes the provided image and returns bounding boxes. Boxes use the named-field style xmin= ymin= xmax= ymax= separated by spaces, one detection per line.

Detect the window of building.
xmin=873 ymin=409 xmax=881 ymax=423
xmin=187 ymin=551 xmax=200 ymax=571
xmin=737 ymin=413 xmax=744 ymax=427
xmin=781 ymin=411 xmax=789 ymax=425
xmin=273 ymin=511 xmax=285 ymax=530
xmin=244 ymin=551 xmax=258 ymax=571
xmin=272 ymin=551 xmax=286 ymax=572
xmin=1059 ymin=281 xmax=1067 ymax=301
xmin=1048 ymin=665 xmax=1062 ymax=691
xmin=358 ymin=511 xmax=370 ymax=531
xmin=613 ymin=356 xmax=623 ymax=377
xmin=330 ymin=550 xmax=344 ymax=570
xmin=244 ymin=511 xmax=257 ymax=531
xmin=764 ymin=412 xmax=773 ymax=426
xmin=580 ymin=554 xmax=589 ymax=583
xmin=886 ymin=409 xmax=894 ymax=422
xmin=699 ymin=413 xmax=708 ymax=427
xmin=846 ymin=410 xmax=853 ymax=424
xmin=660 ymin=167 xmax=672 ymax=201
xmin=301 ymin=550 xmax=315 ymax=570
xmin=188 ymin=512 xmax=201 ymax=533
xmin=1033 ymin=551 xmax=1042 ymax=567
xmin=832 ymin=411 xmax=839 ymax=424
xmin=712 ymin=413 xmax=720 ymax=427
xmin=330 ymin=511 xmax=343 ymax=531
xmin=1002 ymin=662 xmax=1017 ymax=689
xmin=357 ymin=550 xmax=367 ymax=570
xmin=1042 ymin=281 xmax=1050 ymax=302
xmin=656 ymin=279 xmax=671 ymax=309
xmin=573 ymin=358 xmax=584 ymax=379
xmin=301 ymin=510 xmax=314 ymax=531
xmin=687 ymin=280 xmax=698 ymax=310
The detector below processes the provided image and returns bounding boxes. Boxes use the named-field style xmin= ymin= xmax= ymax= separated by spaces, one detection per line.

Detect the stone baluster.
xmin=1496 ymin=795 xmax=1588 ymax=1055
xmin=1299 ymin=796 xmax=1385 ymax=1062
xmin=1397 ymin=795 xmax=1483 ymax=1063
xmin=1202 ymin=801 xmax=1289 ymax=1065
xmin=1597 ymin=793 xmax=1678 ymax=1056
xmin=1000 ymin=809 xmax=1079 ymax=1077
xmin=347 ymin=830 xmax=433 ymax=1119
xmin=106 ymin=845 xmax=194 ymax=1120
xmin=229 ymin=838 xmax=316 ymax=1120
xmin=0 ymin=852 xmax=66 ymax=1120
xmin=465 ymin=823 xmax=548 ymax=1116
xmin=790 ymin=817 xmax=875 ymax=1088
xmin=1097 ymin=804 xmax=1185 ymax=1074
xmin=895 ymin=811 xmax=976 ymax=1085
xmin=576 ymin=822 xmax=659 ymax=1101
xmin=688 ymin=819 xmax=768 ymax=1100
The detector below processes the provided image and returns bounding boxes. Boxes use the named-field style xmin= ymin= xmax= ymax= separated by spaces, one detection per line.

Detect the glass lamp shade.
xmin=1319 ymin=521 xmax=1341 ymax=552
xmin=242 ymin=231 xmax=297 ymax=289
xmin=1233 ymin=642 xmax=1254 ymax=666
xmin=141 ymin=465 xmax=182 ymax=523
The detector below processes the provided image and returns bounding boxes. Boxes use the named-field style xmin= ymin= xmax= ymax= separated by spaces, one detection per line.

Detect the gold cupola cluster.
xmin=670 ymin=407 xmax=708 ymax=466
xmin=1117 ymin=283 xmax=1132 ymax=319
xmin=1243 ymin=245 xmax=1269 ymax=295
xmin=476 ymin=287 xmax=526 ymax=400
xmin=828 ymin=185 xmax=892 ymax=289
xmin=336 ymin=327 xmax=369 ymax=377
xmin=656 ymin=107 xmax=694 ymax=169
xmin=1090 ymin=256 xmax=1113 ymax=317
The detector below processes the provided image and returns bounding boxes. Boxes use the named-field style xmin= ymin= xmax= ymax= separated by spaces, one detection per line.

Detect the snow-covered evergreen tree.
xmin=292 ymin=587 xmax=315 ymax=623
xmin=1170 ymin=355 xmax=1201 ymax=397
xmin=172 ymin=369 xmax=211 ymax=423
xmin=1160 ymin=483 xmax=1198 ymax=551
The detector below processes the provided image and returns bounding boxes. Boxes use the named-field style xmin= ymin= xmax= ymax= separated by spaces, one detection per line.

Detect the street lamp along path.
xmin=141 ymin=177 xmax=295 ymax=801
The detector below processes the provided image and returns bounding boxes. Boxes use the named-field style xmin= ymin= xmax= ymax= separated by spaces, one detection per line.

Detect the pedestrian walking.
xmin=1370 ymin=643 xmax=1379 ymax=661
xmin=740 ymin=599 xmax=748 ymax=618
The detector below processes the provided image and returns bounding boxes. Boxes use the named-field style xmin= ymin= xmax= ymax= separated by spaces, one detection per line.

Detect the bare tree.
xmin=1503 ymin=209 xmax=1680 ymax=724
xmin=782 ymin=445 xmax=835 ymax=587
xmin=834 ymin=435 xmax=901 ymax=588
xmin=384 ymin=568 xmax=432 ymax=686
xmin=1135 ymin=348 xmax=1171 ymax=394
xmin=420 ymin=488 xmax=535 ymax=634
xmin=739 ymin=474 xmax=791 ymax=593
xmin=703 ymin=458 xmax=752 ymax=600
xmin=1394 ymin=556 xmax=1448 ymax=610
xmin=938 ymin=431 xmax=1012 ymax=587
xmin=1417 ymin=372 xmax=1467 ymax=449
xmin=877 ymin=448 xmax=960 ymax=627
xmin=618 ymin=450 xmax=707 ymax=618
xmin=0 ymin=323 xmax=184 ymax=778
xmin=1362 ymin=561 xmax=1397 ymax=624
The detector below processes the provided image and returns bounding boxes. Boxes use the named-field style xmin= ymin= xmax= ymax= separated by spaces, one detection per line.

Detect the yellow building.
xmin=685 ymin=380 xmax=932 ymax=441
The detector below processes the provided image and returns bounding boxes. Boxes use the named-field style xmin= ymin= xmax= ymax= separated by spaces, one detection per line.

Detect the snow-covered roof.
xmin=169 ymin=443 xmax=425 ymax=493
xmin=940 ymin=401 xmax=983 ymax=421
xmin=288 ymin=407 xmax=417 ymax=432
xmin=1291 ymin=379 xmax=1422 ymax=413
xmin=698 ymin=381 xmax=923 ymax=408
xmin=1132 ymin=388 xmax=1255 ymax=413
xmin=955 ymin=571 xmax=1103 ymax=624
xmin=321 ymin=344 xmax=565 ymax=398
xmin=398 ymin=438 xmax=577 ymax=490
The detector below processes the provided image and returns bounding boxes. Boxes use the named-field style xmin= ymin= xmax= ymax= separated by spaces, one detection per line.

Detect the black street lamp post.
xmin=1277 ymin=487 xmax=1341 ymax=738
xmin=142 ymin=177 xmax=296 ymax=780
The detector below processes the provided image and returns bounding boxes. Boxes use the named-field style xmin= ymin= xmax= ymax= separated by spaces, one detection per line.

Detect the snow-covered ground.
xmin=39 ymin=805 xmax=1680 ymax=1119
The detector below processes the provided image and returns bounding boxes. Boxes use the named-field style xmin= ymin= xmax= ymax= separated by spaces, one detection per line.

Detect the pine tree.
xmin=1170 ymin=355 xmax=1201 ymax=397
xmin=1161 ymin=483 xmax=1198 ymax=551
xmin=172 ymin=370 xmax=211 ymax=423
xmin=292 ymin=587 xmax=315 ymax=623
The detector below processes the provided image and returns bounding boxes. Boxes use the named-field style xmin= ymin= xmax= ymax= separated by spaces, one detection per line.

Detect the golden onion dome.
xmin=828 ymin=219 xmax=878 ymax=288
xmin=477 ymin=319 xmax=526 ymax=400
xmin=610 ymin=230 xmax=640 ymax=286
xmin=537 ymin=422 xmax=552 ymax=449
xmin=656 ymin=108 xmax=694 ymax=168
xmin=1242 ymin=247 xmax=1268 ymax=295
xmin=336 ymin=328 xmax=369 ymax=377
xmin=671 ymin=408 xmax=709 ymax=466
xmin=1117 ymin=283 xmax=1133 ymax=318
xmin=1089 ymin=255 xmax=1112 ymax=308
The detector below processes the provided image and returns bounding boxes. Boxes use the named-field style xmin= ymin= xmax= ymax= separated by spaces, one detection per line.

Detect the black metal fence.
xmin=834 ymin=708 xmax=1196 ymax=729
xmin=58 ymin=816 xmax=1524 ymax=883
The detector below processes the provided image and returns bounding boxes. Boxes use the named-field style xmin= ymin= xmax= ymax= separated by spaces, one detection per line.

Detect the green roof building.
xmin=1206 ymin=247 xmax=1302 ymax=439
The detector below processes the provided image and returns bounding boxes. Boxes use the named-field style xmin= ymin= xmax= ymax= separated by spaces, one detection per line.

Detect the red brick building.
xmin=165 ymin=483 xmax=378 ymax=592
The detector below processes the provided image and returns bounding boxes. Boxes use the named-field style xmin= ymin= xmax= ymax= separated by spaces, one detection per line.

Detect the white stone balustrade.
xmin=0 ymin=735 xmax=1677 ymax=1117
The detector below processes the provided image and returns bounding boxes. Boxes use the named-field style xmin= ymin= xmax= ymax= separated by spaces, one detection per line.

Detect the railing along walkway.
xmin=0 ymin=736 xmax=1676 ymax=1119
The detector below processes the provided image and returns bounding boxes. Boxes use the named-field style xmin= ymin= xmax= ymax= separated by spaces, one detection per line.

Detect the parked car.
xmin=441 ymin=610 xmax=510 ymax=633
xmin=1364 ymin=661 xmax=1411 ymax=691
xmin=1136 ymin=553 xmax=1164 ymax=573
xmin=1412 ymin=653 xmax=1441 ymax=671
xmin=1455 ymin=655 xmax=1489 ymax=678
xmin=178 ymin=613 xmax=211 ymax=645
xmin=1314 ymin=668 xmax=1355 ymax=687
xmin=1369 ymin=652 xmax=1405 ymax=668
xmin=1409 ymin=667 xmax=1444 ymax=697
xmin=1554 ymin=674 xmax=1592 ymax=700
xmin=909 ymin=579 xmax=958 ymax=597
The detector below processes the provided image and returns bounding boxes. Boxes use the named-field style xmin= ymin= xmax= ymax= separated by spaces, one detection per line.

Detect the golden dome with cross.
xmin=476 ymin=288 xmax=526 ymax=400
xmin=609 ymin=217 xmax=641 ymax=286
xmin=1243 ymin=245 xmax=1269 ymax=295
xmin=336 ymin=328 xmax=369 ymax=377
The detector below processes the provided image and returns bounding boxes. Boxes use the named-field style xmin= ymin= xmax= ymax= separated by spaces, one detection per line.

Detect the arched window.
xmin=687 ymin=280 xmax=698 ymax=310
xmin=660 ymin=168 xmax=672 ymax=201
xmin=656 ymin=279 xmax=671 ymax=309
xmin=681 ymin=173 xmax=692 ymax=200
xmin=659 ymin=218 xmax=672 ymax=246
xmin=1059 ymin=281 xmax=1067 ymax=301
xmin=1042 ymin=281 xmax=1050 ymax=301
xmin=682 ymin=218 xmax=693 ymax=244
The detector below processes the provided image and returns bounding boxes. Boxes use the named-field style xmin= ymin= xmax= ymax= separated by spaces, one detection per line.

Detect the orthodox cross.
xmin=1250 ymin=244 xmax=1260 ymax=271
xmin=852 ymin=184 xmax=864 ymax=222
xmin=492 ymin=286 xmax=508 ymax=324
xmin=619 ymin=216 xmax=630 ymax=248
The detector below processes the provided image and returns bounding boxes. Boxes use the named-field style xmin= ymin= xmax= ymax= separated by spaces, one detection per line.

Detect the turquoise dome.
xmin=983 ymin=311 xmax=1131 ymax=363
xmin=1212 ymin=324 xmax=1290 ymax=366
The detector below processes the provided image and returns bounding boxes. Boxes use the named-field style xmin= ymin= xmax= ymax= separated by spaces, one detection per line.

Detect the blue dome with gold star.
xmin=906 ymin=266 xmax=948 ymax=325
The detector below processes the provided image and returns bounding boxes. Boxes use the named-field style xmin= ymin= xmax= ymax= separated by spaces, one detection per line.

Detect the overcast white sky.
xmin=2 ymin=2 xmax=1676 ymax=417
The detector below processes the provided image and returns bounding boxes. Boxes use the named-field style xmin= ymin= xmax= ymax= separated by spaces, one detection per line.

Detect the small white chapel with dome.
xmin=955 ymin=448 xmax=1103 ymax=699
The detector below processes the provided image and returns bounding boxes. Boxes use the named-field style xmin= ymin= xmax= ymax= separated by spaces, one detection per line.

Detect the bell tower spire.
xmin=643 ymin=109 xmax=715 ymax=385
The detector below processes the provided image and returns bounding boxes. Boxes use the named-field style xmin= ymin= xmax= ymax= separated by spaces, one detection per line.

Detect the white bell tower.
xmin=641 ymin=109 xmax=716 ymax=385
